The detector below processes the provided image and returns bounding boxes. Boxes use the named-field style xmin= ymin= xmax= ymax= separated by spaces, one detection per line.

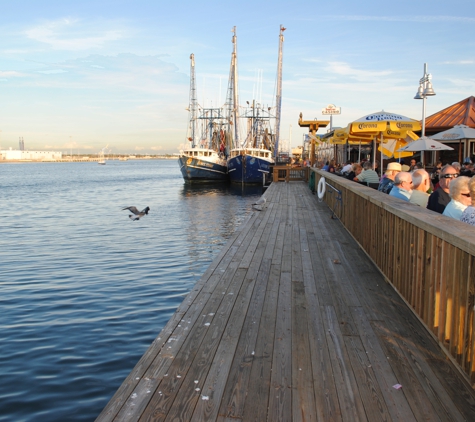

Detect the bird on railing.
xmin=122 ymin=206 xmax=150 ymax=221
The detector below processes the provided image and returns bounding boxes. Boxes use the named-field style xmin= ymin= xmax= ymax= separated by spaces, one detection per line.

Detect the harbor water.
xmin=0 ymin=159 xmax=264 ymax=422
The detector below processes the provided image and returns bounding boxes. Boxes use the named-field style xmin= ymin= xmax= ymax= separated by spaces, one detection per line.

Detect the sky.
xmin=1 ymin=0 xmax=474 ymax=155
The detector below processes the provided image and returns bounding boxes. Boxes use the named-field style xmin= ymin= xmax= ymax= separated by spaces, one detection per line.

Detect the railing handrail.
xmin=313 ymin=169 xmax=475 ymax=254
xmin=272 ymin=165 xmax=309 ymax=182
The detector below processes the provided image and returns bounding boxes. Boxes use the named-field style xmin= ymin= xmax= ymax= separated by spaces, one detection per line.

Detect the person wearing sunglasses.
xmin=442 ymin=176 xmax=472 ymax=219
xmin=427 ymin=165 xmax=458 ymax=214
xmin=460 ymin=176 xmax=475 ymax=226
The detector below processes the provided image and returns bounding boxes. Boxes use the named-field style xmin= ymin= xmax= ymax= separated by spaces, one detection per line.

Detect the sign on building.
xmin=322 ymin=104 xmax=341 ymax=115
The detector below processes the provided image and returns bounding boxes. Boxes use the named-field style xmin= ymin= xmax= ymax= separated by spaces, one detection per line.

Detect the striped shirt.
xmin=356 ymin=169 xmax=380 ymax=184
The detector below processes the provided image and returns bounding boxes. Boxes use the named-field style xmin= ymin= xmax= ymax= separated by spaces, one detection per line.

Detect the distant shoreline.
xmin=0 ymin=157 xmax=177 ymax=164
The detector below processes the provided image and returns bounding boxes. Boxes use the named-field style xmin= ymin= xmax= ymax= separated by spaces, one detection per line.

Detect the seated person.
xmin=346 ymin=163 xmax=362 ymax=181
xmin=389 ymin=172 xmax=413 ymax=201
xmin=452 ymin=162 xmax=461 ymax=174
xmin=355 ymin=161 xmax=380 ymax=184
xmin=442 ymin=176 xmax=471 ymax=219
xmin=461 ymin=162 xmax=474 ymax=177
xmin=409 ymin=169 xmax=430 ymax=207
xmin=341 ymin=160 xmax=353 ymax=174
xmin=412 ymin=162 xmax=424 ymax=171
xmin=378 ymin=162 xmax=401 ymax=194
xmin=460 ymin=176 xmax=475 ymax=225
xmin=427 ymin=165 xmax=458 ymax=214
xmin=431 ymin=161 xmax=443 ymax=187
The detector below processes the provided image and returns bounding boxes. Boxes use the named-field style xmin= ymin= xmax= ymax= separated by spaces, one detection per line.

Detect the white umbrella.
xmin=431 ymin=124 xmax=475 ymax=141
xmin=396 ymin=136 xmax=453 ymax=166
xmin=396 ymin=136 xmax=454 ymax=152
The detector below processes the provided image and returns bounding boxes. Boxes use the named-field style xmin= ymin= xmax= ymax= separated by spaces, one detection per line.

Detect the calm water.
xmin=0 ymin=160 xmax=263 ymax=422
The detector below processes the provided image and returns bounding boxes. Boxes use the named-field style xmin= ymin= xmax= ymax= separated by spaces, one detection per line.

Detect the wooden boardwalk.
xmin=97 ymin=182 xmax=475 ymax=422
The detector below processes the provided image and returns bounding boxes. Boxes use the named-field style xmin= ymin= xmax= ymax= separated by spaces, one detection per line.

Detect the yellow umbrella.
xmin=350 ymin=111 xmax=421 ymax=133
xmin=331 ymin=125 xmax=375 ymax=144
xmin=378 ymin=137 xmax=414 ymax=159
xmin=349 ymin=111 xmax=421 ymax=171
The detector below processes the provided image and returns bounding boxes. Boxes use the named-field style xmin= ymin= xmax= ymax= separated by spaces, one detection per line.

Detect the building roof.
xmin=424 ymin=96 xmax=475 ymax=135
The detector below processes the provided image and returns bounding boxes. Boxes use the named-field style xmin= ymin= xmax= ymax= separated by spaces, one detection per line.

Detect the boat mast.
xmin=275 ymin=25 xmax=285 ymax=159
xmin=188 ymin=53 xmax=198 ymax=148
xmin=224 ymin=29 xmax=236 ymax=152
xmin=231 ymin=27 xmax=240 ymax=148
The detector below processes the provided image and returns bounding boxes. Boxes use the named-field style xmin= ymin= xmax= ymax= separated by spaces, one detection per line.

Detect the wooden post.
xmin=298 ymin=113 xmax=329 ymax=167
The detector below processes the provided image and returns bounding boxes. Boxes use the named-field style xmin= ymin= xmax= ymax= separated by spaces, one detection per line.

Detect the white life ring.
xmin=317 ymin=176 xmax=326 ymax=199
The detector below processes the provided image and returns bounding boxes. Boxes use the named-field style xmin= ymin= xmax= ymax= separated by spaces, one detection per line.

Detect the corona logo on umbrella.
xmin=351 ymin=111 xmax=421 ymax=133
xmin=347 ymin=111 xmax=421 ymax=167
xmin=330 ymin=124 xmax=377 ymax=145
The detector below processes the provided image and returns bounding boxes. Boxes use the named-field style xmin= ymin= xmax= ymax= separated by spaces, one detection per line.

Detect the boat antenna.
xmin=274 ymin=25 xmax=285 ymax=159
xmin=188 ymin=53 xmax=198 ymax=148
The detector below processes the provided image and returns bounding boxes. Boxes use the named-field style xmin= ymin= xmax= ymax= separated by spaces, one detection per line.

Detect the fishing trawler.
xmin=227 ymin=101 xmax=276 ymax=184
xmin=178 ymin=52 xmax=232 ymax=182
xmin=227 ymin=25 xmax=285 ymax=185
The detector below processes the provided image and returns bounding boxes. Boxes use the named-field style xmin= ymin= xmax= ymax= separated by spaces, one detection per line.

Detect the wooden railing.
xmin=312 ymin=169 xmax=475 ymax=385
xmin=272 ymin=165 xmax=309 ymax=182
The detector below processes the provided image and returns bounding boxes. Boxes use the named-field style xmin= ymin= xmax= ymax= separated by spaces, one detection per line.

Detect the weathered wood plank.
xmin=342 ymin=335 xmax=391 ymax=422
xmin=267 ymin=270 xmax=292 ymax=422
xmin=371 ymin=320 xmax=442 ymax=422
xmin=216 ymin=203 xmax=283 ymax=419
xmin=323 ymin=305 xmax=367 ymax=421
xmin=350 ymin=306 xmax=416 ymax=421
xmin=291 ymin=281 xmax=317 ymax=421
xmin=299 ymin=209 xmax=342 ymax=422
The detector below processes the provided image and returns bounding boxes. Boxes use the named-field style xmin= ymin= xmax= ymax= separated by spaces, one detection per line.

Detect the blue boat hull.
xmin=178 ymin=156 xmax=228 ymax=182
xmin=227 ymin=154 xmax=272 ymax=184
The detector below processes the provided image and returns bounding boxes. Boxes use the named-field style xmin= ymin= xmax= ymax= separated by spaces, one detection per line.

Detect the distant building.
xmin=0 ymin=147 xmax=62 ymax=161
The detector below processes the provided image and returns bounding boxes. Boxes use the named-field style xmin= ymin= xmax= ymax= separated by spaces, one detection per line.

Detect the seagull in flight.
xmin=122 ymin=206 xmax=150 ymax=221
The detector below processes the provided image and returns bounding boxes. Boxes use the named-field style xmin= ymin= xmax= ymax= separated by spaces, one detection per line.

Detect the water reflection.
xmin=180 ymin=182 xmax=265 ymax=198
xmin=179 ymin=182 xmax=264 ymax=275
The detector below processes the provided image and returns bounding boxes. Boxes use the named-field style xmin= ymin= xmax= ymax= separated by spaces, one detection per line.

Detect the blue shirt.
xmin=378 ymin=177 xmax=395 ymax=194
xmin=389 ymin=186 xmax=411 ymax=201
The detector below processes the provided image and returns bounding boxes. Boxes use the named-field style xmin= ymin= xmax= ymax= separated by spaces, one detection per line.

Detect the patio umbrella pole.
xmin=380 ymin=132 xmax=383 ymax=176
xmin=373 ymin=138 xmax=376 ymax=169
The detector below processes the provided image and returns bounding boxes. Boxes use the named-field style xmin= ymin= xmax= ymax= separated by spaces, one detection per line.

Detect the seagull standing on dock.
xmin=122 ymin=206 xmax=150 ymax=221
xmin=252 ymin=197 xmax=266 ymax=211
